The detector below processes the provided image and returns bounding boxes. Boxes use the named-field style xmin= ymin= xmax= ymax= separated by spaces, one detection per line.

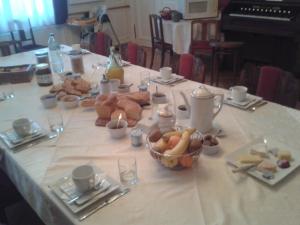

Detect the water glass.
xmin=118 ymin=157 xmax=137 ymax=185
xmin=0 ymin=82 xmax=15 ymax=100
xmin=140 ymin=71 xmax=150 ymax=87
xmin=47 ymin=112 xmax=64 ymax=133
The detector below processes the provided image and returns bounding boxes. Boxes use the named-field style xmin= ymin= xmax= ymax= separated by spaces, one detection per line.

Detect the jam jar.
xmin=35 ymin=63 xmax=53 ymax=86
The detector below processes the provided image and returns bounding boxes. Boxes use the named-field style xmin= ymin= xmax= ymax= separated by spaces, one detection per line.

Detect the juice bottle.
xmin=106 ymin=47 xmax=124 ymax=83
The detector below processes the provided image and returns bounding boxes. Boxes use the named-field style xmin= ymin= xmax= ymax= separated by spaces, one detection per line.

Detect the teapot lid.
xmin=191 ymin=86 xmax=214 ymax=99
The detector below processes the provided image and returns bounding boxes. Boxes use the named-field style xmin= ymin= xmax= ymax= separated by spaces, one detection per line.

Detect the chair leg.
xmin=169 ymin=49 xmax=174 ymax=68
xmin=150 ymin=47 xmax=155 ymax=69
xmin=160 ymin=49 xmax=165 ymax=68
xmin=233 ymin=49 xmax=240 ymax=85
xmin=215 ymin=54 xmax=220 ymax=87
xmin=201 ymin=63 xmax=206 ymax=84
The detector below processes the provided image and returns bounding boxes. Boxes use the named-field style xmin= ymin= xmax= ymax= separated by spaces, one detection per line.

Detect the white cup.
xmin=230 ymin=86 xmax=248 ymax=102
xmin=12 ymin=118 xmax=32 ymax=137
xmin=109 ymin=79 xmax=121 ymax=92
xmin=176 ymin=105 xmax=189 ymax=119
xmin=72 ymin=165 xmax=96 ymax=193
xmin=71 ymin=44 xmax=81 ymax=51
xmin=160 ymin=67 xmax=172 ymax=80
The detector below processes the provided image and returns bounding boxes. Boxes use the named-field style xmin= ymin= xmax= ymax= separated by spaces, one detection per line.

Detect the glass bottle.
xmin=106 ymin=46 xmax=124 ymax=83
xmin=48 ymin=33 xmax=64 ymax=74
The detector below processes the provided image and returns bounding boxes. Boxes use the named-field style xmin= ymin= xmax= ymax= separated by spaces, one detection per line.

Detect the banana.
xmin=161 ymin=156 xmax=178 ymax=168
xmin=162 ymin=131 xmax=182 ymax=139
xmin=164 ymin=128 xmax=196 ymax=156
xmin=162 ymin=128 xmax=196 ymax=167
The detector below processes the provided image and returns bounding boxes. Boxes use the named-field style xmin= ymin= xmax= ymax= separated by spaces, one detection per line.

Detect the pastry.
xmin=81 ymin=98 xmax=96 ymax=107
xmin=257 ymin=160 xmax=277 ymax=173
xmin=250 ymin=146 xmax=268 ymax=158
xmin=277 ymin=150 xmax=292 ymax=161
xmin=238 ymin=154 xmax=263 ymax=164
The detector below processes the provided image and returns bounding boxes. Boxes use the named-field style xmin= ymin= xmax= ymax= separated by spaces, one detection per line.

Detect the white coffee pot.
xmin=180 ymin=86 xmax=224 ymax=133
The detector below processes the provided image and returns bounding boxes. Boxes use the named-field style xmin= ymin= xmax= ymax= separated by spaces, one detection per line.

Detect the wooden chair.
xmin=8 ymin=19 xmax=44 ymax=53
xmin=256 ymin=66 xmax=283 ymax=101
xmin=120 ymin=42 xmax=147 ymax=67
xmin=178 ymin=54 xmax=205 ymax=82
xmin=89 ymin=32 xmax=112 ymax=57
xmin=0 ymin=41 xmax=15 ymax=56
xmin=190 ymin=19 xmax=243 ymax=86
xmin=149 ymin=14 xmax=173 ymax=68
xmin=190 ymin=19 xmax=220 ymax=83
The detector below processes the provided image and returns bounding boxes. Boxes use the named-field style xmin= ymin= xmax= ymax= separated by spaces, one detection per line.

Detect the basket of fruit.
xmin=146 ymin=127 xmax=203 ymax=170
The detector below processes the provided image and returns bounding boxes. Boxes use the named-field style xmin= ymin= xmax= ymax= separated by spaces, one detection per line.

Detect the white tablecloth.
xmin=1 ymin=49 xmax=300 ymax=225
xmin=163 ymin=20 xmax=192 ymax=54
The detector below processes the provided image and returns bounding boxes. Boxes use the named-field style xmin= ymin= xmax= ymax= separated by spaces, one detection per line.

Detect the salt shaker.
xmin=100 ymin=74 xmax=111 ymax=95
xmin=131 ymin=128 xmax=143 ymax=147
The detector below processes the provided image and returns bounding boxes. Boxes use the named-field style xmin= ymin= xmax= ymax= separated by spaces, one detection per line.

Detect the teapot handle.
xmin=213 ymin=94 xmax=224 ymax=119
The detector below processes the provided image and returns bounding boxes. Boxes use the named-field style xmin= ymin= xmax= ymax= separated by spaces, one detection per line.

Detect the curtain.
xmin=0 ymin=0 xmax=55 ymax=32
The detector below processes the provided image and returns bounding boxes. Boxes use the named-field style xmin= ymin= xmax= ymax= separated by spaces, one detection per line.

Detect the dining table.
xmin=1 ymin=46 xmax=300 ymax=225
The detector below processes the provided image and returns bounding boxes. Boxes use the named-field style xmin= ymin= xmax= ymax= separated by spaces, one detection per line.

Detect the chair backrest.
xmin=0 ymin=42 xmax=12 ymax=56
xmin=178 ymin=54 xmax=205 ymax=81
xmin=8 ymin=18 xmax=36 ymax=51
xmin=90 ymin=32 xmax=112 ymax=57
xmin=121 ymin=42 xmax=147 ymax=67
xmin=191 ymin=19 xmax=220 ymax=43
xmin=149 ymin=14 xmax=165 ymax=45
xmin=256 ymin=66 xmax=283 ymax=101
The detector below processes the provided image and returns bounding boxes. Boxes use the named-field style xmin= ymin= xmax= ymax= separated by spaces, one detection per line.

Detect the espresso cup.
xmin=160 ymin=67 xmax=172 ymax=80
xmin=72 ymin=165 xmax=96 ymax=193
xmin=71 ymin=44 xmax=81 ymax=51
xmin=12 ymin=118 xmax=32 ymax=137
xmin=176 ymin=105 xmax=189 ymax=119
xmin=230 ymin=86 xmax=248 ymax=102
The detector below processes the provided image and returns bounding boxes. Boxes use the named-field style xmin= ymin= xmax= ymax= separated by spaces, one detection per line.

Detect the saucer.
xmin=50 ymin=169 xmax=120 ymax=213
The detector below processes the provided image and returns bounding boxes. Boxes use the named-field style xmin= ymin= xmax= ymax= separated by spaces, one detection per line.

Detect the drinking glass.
xmin=0 ymin=82 xmax=15 ymax=100
xmin=47 ymin=111 xmax=64 ymax=134
xmin=118 ymin=157 xmax=137 ymax=185
xmin=140 ymin=71 xmax=151 ymax=88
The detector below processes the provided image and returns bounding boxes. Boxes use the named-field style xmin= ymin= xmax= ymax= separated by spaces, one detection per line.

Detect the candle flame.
xmin=116 ymin=113 xmax=122 ymax=128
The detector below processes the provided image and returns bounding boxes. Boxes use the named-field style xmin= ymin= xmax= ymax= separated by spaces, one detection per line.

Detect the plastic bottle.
xmin=48 ymin=33 xmax=64 ymax=74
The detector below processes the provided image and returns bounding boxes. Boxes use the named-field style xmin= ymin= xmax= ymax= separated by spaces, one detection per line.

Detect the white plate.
xmin=49 ymin=169 xmax=120 ymax=214
xmin=0 ymin=121 xmax=47 ymax=148
xmin=224 ymin=94 xmax=262 ymax=109
xmin=225 ymin=136 xmax=300 ymax=186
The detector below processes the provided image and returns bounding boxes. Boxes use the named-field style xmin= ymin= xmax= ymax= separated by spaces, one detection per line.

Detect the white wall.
xmin=0 ymin=0 xmax=132 ymax=55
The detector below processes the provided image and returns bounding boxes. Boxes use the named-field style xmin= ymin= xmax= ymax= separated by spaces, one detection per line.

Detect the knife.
xmin=12 ymin=132 xmax=58 ymax=152
xmin=79 ymin=188 xmax=130 ymax=221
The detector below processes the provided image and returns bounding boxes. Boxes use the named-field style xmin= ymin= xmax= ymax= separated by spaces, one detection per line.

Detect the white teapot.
xmin=180 ymin=86 xmax=223 ymax=133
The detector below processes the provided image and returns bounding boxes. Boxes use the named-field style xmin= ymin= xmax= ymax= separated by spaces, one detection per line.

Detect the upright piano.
xmin=221 ymin=0 xmax=300 ymax=75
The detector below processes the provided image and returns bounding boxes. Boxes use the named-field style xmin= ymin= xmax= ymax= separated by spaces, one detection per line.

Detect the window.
xmin=0 ymin=0 xmax=55 ymax=32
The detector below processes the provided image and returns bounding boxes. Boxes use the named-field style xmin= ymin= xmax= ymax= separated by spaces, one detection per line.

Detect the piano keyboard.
xmin=229 ymin=13 xmax=291 ymax=21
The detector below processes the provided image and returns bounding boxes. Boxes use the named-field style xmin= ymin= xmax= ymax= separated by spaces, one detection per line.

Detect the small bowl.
xmin=40 ymin=94 xmax=57 ymax=109
xmin=106 ymin=119 xmax=128 ymax=139
xmin=152 ymin=92 xmax=167 ymax=104
xmin=117 ymin=84 xmax=130 ymax=93
xmin=12 ymin=118 xmax=32 ymax=137
xmin=61 ymin=95 xmax=80 ymax=109
xmin=202 ymin=135 xmax=220 ymax=155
